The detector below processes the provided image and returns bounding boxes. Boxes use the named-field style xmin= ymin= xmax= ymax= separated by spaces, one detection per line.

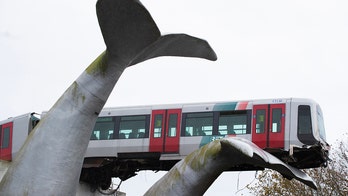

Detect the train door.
xmin=252 ymin=104 xmax=285 ymax=149
xmin=149 ymin=109 xmax=182 ymax=153
xmin=0 ymin=122 xmax=13 ymax=160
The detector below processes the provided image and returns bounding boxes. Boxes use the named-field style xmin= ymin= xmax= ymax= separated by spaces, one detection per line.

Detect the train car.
xmin=0 ymin=113 xmax=39 ymax=161
xmin=0 ymin=98 xmax=330 ymax=189
xmin=81 ymin=98 xmax=330 ymax=188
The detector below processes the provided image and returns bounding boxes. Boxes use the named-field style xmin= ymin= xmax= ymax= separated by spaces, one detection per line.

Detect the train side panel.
xmin=12 ymin=114 xmax=32 ymax=159
xmin=85 ymin=139 xmax=150 ymax=158
xmin=0 ymin=113 xmax=32 ymax=160
xmin=179 ymin=137 xmax=202 ymax=156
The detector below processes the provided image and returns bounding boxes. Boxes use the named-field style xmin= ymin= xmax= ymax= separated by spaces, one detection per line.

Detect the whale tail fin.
xmin=219 ymin=138 xmax=317 ymax=190
xmin=96 ymin=0 xmax=217 ymax=65
xmin=145 ymin=138 xmax=316 ymax=195
xmin=129 ymin=34 xmax=217 ymax=65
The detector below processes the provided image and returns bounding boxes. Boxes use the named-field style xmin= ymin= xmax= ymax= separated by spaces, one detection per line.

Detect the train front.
xmin=290 ymin=99 xmax=330 ymax=168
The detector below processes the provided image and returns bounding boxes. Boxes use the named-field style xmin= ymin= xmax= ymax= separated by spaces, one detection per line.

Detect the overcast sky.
xmin=1 ymin=0 xmax=348 ymax=195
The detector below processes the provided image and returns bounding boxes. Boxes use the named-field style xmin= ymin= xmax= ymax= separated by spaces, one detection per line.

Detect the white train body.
xmin=0 ymin=98 xmax=330 ymax=186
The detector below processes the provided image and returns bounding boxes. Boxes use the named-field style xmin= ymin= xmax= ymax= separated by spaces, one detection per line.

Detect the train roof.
xmin=0 ymin=112 xmax=33 ymax=125
xmin=2 ymin=98 xmax=318 ymax=122
xmin=99 ymin=98 xmax=317 ymax=116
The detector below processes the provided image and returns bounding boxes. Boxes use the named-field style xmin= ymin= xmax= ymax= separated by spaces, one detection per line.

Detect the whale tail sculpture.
xmin=0 ymin=0 xmax=216 ymax=195
xmin=145 ymin=137 xmax=317 ymax=195
xmin=96 ymin=0 xmax=217 ymax=66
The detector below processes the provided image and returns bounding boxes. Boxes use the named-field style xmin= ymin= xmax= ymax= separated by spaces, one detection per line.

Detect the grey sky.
xmin=1 ymin=0 xmax=347 ymax=195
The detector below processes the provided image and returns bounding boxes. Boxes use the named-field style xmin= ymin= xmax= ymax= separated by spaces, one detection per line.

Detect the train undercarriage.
xmin=80 ymin=152 xmax=177 ymax=190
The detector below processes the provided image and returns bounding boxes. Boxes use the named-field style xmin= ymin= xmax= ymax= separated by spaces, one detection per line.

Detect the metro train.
xmin=0 ymin=98 xmax=330 ymax=189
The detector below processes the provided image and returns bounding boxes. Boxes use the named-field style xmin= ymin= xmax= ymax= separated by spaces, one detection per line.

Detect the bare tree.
xmin=248 ymin=134 xmax=348 ymax=196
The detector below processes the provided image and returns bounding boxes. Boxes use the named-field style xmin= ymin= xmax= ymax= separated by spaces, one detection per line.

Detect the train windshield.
xmin=317 ymin=105 xmax=326 ymax=141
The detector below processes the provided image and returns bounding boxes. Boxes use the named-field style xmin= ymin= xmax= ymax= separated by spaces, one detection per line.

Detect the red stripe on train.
xmin=236 ymin=101 xmax=248 ymax=110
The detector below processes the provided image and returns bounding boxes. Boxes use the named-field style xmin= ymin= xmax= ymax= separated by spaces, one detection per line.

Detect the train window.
xmin=91 ymin=117 xmax=115 ymax=140
xmin=271 ymin=108 xmax=282 ymax=133
xmin=168 ymin=114 xmax=178 ymax=137
xmin=30 ymin=114 xmax=40 ymax=133
xmin=184 ymin=112 xmax=213 ymax=136
xmin=218 ymin=112 xmax=248 ymax=135
xmin=298 ymin=105 xmax=318 ymax=145
xmin=2 ymin=127 xmax=10 ymax=148
xmin=153 ymin=115 xmax=163 ymax=138
xmin=119 ymin=115 xmax=148 ymax=139
xmin=298 ymin=105 xmax=312 ymax=135
xmin=255 ymin=110 xmax=266 ymax=133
